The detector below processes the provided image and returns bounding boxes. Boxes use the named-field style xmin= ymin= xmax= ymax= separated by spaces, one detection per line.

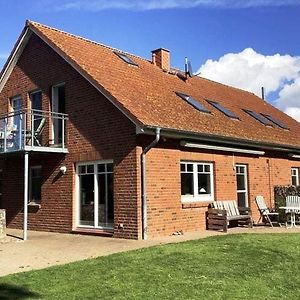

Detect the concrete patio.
xmin=1 ymin=227 xmax=300 ymax=277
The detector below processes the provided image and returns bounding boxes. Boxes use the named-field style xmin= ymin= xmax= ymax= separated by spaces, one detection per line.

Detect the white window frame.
xmin=75 ymin=160 xmax=113 ymax=230
xmin=10 ymin=96 xmax=22 ymax=130
xmin=235 ymin=164 xmax=249 ymax=207
xmin=29 ymin=165 xmax=42 ymax=204
xmin=291 ymin=167 xmax=299 ymax=186
xmin=180 ymin=161 xmax=214 ymax=202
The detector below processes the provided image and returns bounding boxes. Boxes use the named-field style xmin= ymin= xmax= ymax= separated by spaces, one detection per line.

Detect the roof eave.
xmin=137 ymin=125 xmax=300 ymax=154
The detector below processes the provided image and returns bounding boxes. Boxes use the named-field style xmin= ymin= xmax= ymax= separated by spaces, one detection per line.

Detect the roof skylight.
xmin=207 ymin=100 xmax=239 ymax=119
xmin=114 ymin=51 xmax=138 ymax=66
xmin=243 ymin=109 xmax=272 ymax=126
xmin=176 ymin=92 xmax=210 ymax=114
xmin=261 ymin=113 xmax=289 ymax=130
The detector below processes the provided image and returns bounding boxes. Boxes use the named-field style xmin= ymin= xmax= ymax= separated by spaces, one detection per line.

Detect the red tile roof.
xmin=21 ymin=21 xmax=300 ymax=149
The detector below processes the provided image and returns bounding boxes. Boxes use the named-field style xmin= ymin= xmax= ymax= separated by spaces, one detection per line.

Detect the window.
xmin=29 ymin=166 xmax=42 ymax=203
xmin=243 ymin=109 xmax=272 ymax=126
xmin=30 ymin=90 xmax=42 ymax=111
xmin=52 ymin=84 xmax=66 ymax=145
xmin=291 ymin=167 xmax=299 ymax=186
xmin=207 ymin=100 xmax=239 ymax=119
xmin=236 ymin=164 xmax=248 ymax=207
xmin=10 ymin=96 xmax=22 ymax=130
xmin=180 ymin=162 xmax=214 ymax=201
xmin=114 ymin=51 xmax=138 ymax=66
xmin=261 ymin=113 xmax=289 ymax=130
xmin=176 ymin=92 xmax=211 ymax=114
xmin=77 ymin=161 xmax=114 ymax=229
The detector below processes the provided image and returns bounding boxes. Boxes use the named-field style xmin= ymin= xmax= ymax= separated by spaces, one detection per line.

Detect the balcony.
xmin=0 ymin=109 xmax=68 ymax=154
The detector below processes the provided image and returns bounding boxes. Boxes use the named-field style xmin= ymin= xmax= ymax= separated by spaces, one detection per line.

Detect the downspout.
xmin=141 ymin=128 xmax=161 ymax=240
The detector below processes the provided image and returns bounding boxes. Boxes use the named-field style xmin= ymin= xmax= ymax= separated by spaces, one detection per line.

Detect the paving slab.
xmin=1 ymin=226 xmax=300 ymax=277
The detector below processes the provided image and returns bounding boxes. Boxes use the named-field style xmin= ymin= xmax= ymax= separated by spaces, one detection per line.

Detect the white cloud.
xmin=54 ymin=0 xmax=300 ymax=11
xmin=198 ymin=48 xmax=300 ymax=121
xmin=284 ymin=107 xmax=300 ymax=122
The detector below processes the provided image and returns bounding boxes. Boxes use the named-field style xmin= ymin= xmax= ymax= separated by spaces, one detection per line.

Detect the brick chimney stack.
xmin=151 ymin=48 xmax=170 ymax=72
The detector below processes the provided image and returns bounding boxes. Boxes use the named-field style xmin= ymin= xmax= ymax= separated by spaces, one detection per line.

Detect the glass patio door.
xmin=236 ymin=164 xmax=249 ymax=207
xmin=77 ymin=161 xmax=114 ymax=229
xmin=51 ymin=84 xmax=65 ymax=145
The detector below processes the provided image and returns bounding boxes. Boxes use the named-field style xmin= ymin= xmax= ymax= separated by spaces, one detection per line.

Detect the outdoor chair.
xmin=285 ymin=195 xmax=300 ymax=225
xmin=26 ymin=117 xmax=46 ymax=146
xmin=255 ymin=195 xmax=280 ymax=228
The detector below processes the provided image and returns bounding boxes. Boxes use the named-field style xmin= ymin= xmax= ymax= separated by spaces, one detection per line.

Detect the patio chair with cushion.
xmin=255 ymin=195 xmax=280 ymax=227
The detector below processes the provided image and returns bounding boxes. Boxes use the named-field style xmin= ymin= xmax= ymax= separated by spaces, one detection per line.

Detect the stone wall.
xmin=0 ymin=209 xmax=6 ymax=238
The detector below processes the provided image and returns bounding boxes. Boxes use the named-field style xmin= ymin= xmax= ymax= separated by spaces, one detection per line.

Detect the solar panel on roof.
xmin=176 ymin=92 xmax=211 ymax=114
xmin=207 ymin=100 xmax=239 ymax=119
xmin=243 ymin=109 xmax=272 ymax=126
xmin=261 ymin=113 xmax=289 ymax=130
xmin=114 ymin=51 xmax=138 ymax=66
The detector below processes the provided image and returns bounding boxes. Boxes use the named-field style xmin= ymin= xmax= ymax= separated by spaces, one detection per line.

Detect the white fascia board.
xmin=28 ymin=26 xmax=140 ymax=128
xmin=289 ymin=154 xmax=300 ymax=159
xmin=0 ymin=28 xmax=32 ymax=93
xmin=181 ymin=141 xmax=265 ymax=155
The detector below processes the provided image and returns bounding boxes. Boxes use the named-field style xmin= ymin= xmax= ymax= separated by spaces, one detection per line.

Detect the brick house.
xmin=1 ymin=20 xmax=300 ymax=240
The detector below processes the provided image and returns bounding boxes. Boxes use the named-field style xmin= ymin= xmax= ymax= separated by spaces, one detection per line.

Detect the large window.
xmin=180 ymin=162 xmax=214 ymax=201
xmin=29 ymin=166 xmax=42 ymax=203
xmin=77 ymin=161 xmax=114 ymax=229
xmin=291 ymin=168 xmax=299 ymax=186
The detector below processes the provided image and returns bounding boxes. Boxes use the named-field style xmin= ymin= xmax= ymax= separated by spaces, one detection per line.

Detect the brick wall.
xmin=140 ymin=138 xmax=300 ymax=238
xmin=0 ymin=33 xmax=140 ymax=239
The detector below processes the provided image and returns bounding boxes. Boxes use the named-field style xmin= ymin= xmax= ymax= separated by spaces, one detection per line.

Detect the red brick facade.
xmin=0 ymin=34 xmax=140 ymax=239
xmin=142 ymin=141 xmax=300 ymax=238
xmin=0 ymin=31 xmax=299 ymax=240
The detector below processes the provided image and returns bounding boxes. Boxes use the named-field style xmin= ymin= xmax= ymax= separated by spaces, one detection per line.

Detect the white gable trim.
xmin=0 ymin=25 xmax=141 ymax=128
xmin=29 ymin=26 xmax=141 ymax=128
xmin=0 ymin=28 xmax=32 ymax=93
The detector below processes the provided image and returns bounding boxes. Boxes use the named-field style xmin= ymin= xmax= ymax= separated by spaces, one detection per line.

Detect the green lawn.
xmin=1 ymin=234 xmax=300 ymax=299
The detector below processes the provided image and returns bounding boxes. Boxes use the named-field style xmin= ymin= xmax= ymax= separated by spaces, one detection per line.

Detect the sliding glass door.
xmin=77 ymin=161 xmax=114 ymax=229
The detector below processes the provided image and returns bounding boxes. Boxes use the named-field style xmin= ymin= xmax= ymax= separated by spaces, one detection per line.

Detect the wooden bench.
xmin=207 ymin=201 xmax=253 ymax=232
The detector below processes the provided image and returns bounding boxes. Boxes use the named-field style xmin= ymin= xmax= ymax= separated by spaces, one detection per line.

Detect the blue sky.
xmin=1 ymin=0 xmax=300 ymax=119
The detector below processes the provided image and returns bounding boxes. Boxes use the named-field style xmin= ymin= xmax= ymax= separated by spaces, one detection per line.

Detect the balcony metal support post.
xmin=62 ymin=116 xmax=65 ymax=149
xmin=31 ymin=112 xmax=34 ymax=147
xmin=23 ymin=151 xmax=29 ymax=241
xmin=19 ymin=114 xmax=22 ymax=150
xmin=3 ymin=118 xmax=7 ymax=153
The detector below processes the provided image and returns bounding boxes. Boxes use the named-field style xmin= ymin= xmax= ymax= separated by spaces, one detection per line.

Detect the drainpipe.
xmin=141 ymin=128 xmax=161 ymax=240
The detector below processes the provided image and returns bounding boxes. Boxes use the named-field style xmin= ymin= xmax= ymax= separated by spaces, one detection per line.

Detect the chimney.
xmin=151 ymin=48 xmax=170 ymax=72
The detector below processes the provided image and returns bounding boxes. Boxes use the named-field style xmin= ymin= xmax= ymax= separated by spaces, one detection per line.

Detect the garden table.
xmin=279 ymin=206 xmax=300 ymax=228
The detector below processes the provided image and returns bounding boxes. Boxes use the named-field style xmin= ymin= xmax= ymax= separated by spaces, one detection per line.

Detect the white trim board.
xmin=0 ymin=23 xmax=140 ymax=129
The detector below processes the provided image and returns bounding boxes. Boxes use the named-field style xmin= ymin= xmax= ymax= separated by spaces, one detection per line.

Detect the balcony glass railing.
xmin=0 ymin=109 xmax=68 ymax=153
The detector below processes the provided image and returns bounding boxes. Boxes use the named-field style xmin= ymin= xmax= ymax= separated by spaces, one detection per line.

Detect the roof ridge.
xmin=195 ymin=75 xmax=259 ymax=98
xmin=26 ymin=20 xmax=259 ymax=99
xmin=26 ymin=20 xmax=150 ymax=63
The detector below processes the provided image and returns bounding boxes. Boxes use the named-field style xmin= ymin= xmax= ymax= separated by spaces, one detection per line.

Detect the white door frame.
xmin=75 ymin=160 xmax=113 ymax=230
xmin=236 ymin=164 xmax=249 ymax=207
xmin=51 ymin=83 xmax=65 ymax=144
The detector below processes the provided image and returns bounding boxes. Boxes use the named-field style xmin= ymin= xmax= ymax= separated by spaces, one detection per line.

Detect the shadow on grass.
xmin=0 ymin=283 xmax=39 ymax=299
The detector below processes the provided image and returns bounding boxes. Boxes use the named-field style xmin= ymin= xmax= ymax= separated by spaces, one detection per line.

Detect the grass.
xmin=1 ymin=233 xmax=300 ymax=299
